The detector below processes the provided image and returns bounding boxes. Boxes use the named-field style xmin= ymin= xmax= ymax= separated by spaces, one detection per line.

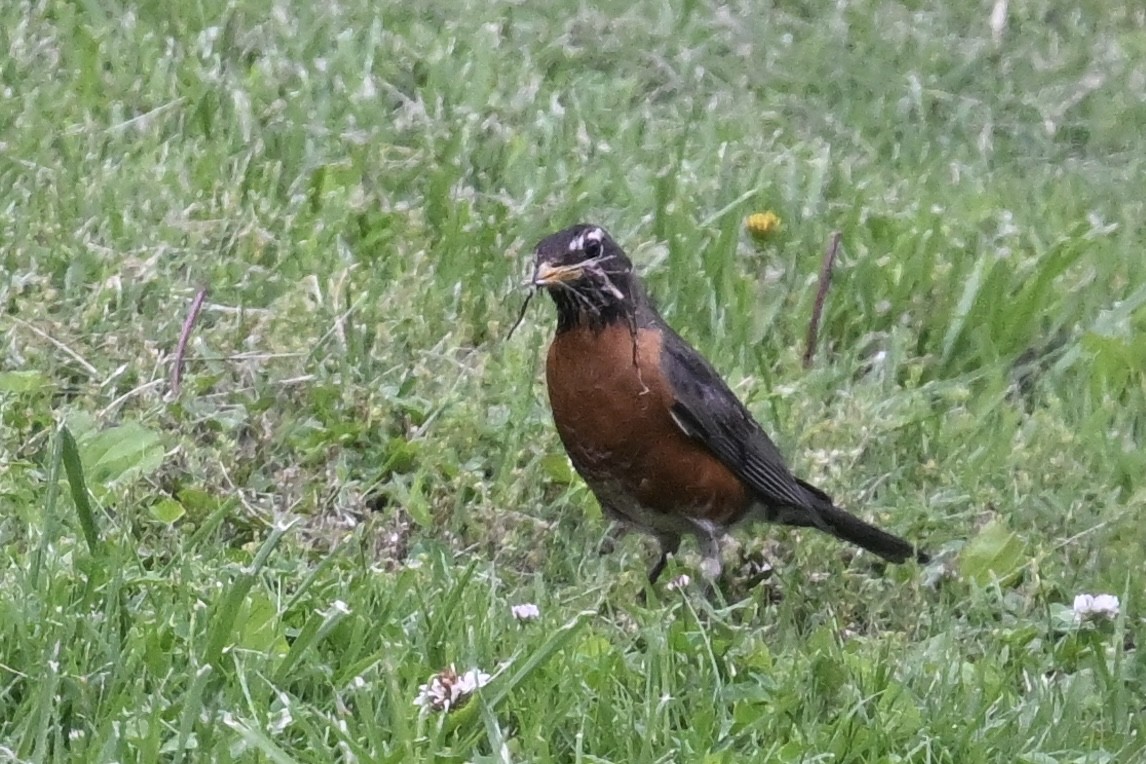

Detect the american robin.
xmin=530 ymin=223 xmax=929 ymax=586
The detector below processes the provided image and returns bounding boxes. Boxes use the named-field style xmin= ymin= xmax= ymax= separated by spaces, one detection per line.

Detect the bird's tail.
xmin=816 ymin=504 xmax=929 ymax=563
xmin=786 ymin=479 xmax=929 ymax=564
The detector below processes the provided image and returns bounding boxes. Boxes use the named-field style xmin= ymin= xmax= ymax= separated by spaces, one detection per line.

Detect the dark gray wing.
xmin=658 ymin=324 xmax=820 ymax=510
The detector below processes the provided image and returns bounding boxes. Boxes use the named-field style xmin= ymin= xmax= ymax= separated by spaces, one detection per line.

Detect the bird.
xmin=528 ymin=223 xmax=929 ymax=587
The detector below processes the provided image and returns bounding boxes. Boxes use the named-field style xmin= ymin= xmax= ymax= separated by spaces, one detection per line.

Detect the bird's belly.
xmin=545 ymin=323 xmax=749 ymax=532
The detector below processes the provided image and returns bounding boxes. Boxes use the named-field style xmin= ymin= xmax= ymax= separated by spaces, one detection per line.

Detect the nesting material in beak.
xmin=532 ymin=261 xmax=584 ymax=287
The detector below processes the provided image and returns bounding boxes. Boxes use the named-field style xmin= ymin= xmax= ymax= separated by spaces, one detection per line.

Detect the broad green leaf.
xmin=539 ymin=453 xmax=574 ymax=484
xmin=81 ymin=422 xmax=166 ymax=487
xmin=0 ymin=370 xmax=51 ymax=394
xmin=960 ymin=519 xmax=1026 ymax=586
xmin=405 ymin=472 xmax=433 ymax=527
xmin=236 ymin=591 xmax=288 ymax=659
xmin=150 ymin=497 xmax=186 ymax=524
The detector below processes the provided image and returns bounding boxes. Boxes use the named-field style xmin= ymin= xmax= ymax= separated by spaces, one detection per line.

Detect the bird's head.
xmin=530 ymin=224 xmax=638 ymax=331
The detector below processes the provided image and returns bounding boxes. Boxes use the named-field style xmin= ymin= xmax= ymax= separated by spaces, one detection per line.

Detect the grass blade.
xmin=172 ymin=664 xmax=214 ymax=764
xmin=481 ymin=609 xmax=594 ymax=710
xmin=940 ymin=255 xmax=990 ymax=369
xmin=222 ymin=715 xmax=301 ymax=764
xmin=59 ymin=425 xmax=100 ymax=554
xmin=29 ymin=430 xmax=64 ymax=586
xmin=203 ymin=522 xmax=294 ymax=668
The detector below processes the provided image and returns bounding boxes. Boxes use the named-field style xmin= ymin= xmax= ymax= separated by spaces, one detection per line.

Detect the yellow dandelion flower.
xmin=745 ymin=211 xmax=782 ymax=239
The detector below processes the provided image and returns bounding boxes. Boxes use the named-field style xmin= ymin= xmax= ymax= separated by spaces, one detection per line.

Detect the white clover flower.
xmin=510 ymin=603 xmax=540 ymax=622
xmin=666 ymin=574 xmax=691 ymax=592
xmin=1072 ymin=593 xmax=1120 ymax=622
xmin=414 ymin=665 xmax=491 ymax=713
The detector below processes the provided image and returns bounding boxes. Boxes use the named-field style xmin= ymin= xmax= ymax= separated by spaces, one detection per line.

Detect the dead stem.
xmin=803 ymin=232 xmax=842 ymax=369
xmin=170 ymin=287 xmax=208 ymax=397
xmin=506 ymin=289 xmax=534 ymax=340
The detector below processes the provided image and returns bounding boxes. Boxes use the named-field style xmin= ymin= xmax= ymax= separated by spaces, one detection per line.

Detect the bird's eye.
xmin=583 ymin=237 xmax=603 ymax=260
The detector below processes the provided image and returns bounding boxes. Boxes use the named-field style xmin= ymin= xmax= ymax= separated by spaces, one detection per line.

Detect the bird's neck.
xmin=551 ymin=291 xmax=635 ymax=334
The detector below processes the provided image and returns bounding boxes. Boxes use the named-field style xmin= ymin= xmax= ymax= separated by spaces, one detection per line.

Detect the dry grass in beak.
xmin=532 ymin=261 xmax=584 ymax=286
xmin=506 ymin=287 xmax=534 ymax=340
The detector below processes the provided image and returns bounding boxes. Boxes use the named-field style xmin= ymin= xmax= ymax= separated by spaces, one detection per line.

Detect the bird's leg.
xmin=697 ymin=533 xmax=727 ymax=603
xmin=597 ymin=520 xmax=629 ymax=556
xmin=647 ymin=534 xmax=681 ymax=585
xmin=697 ymin=534 xmax=723 ymax=582
xmin=638 ymin=534 xmax=681 ymax=606
xmin=647 ymin=554 xmax=669 ymax=585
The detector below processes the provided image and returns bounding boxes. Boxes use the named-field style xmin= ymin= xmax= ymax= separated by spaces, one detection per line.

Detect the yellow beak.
xmin=533 ymin=261 xmax=583 ymax=286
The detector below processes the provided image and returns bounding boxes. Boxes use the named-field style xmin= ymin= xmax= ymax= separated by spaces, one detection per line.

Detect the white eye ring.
xmin=582 ymin=228 xmax=605 ymax=259
xmin=568 ymin=227 xmax=605 ymax=254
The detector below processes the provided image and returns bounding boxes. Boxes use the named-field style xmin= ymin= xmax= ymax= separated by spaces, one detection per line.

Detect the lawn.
xmin=2 ymin=0 xmax=1144 ymax=761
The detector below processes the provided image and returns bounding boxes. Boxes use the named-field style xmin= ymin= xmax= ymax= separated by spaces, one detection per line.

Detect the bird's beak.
xmin=532 ymin=261 xmax=583 ymax=286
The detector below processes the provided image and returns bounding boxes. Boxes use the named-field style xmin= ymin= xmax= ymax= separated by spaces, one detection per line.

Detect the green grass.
xmin=2 ymin=0 xmax=1145 ymax=760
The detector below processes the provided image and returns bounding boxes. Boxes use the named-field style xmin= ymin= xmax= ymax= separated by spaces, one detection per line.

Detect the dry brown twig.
xmin=170 ymin=287 xmax=208 ymax=397
xmin=803 ymin=231 xmax=842 ymax=369
xmin=12 ymin=318 xmax=100 ymax=377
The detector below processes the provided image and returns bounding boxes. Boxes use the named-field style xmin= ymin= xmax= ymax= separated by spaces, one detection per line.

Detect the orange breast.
xmin=545 ymin=323 xmax=750 ymax=527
